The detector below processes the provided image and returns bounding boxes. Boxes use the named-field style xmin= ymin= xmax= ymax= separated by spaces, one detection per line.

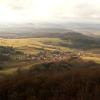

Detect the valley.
xmin=0 ymin=0 xmax=100 ymax=99
xmin=0 ymin=29 xmax=100 ymax=100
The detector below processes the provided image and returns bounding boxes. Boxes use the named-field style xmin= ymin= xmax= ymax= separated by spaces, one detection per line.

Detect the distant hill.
xmin=0 ymin=31 xmax=99 ymax=50
xmin=60 ymin=32 xmax=100 ymax=49
xmin=33 ymin=32 xmax=100 ymax=49
xmin=0 ymin=22 xmax=100 ymax=38
xmin=0 ymin=22 xmax=100 ymax=50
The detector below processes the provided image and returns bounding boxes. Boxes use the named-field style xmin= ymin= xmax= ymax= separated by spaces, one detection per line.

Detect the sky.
xmin=0 ymin=0 xmax=100 ymax=23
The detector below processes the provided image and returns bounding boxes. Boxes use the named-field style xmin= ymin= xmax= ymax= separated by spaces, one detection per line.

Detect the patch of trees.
xmin=0 ymin=46 xmax=23 ymax=62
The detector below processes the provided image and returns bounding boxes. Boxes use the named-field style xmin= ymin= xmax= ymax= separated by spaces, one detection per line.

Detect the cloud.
xmin=73 ymin=3 xmax=100 ymax=18
xmin=0 ymin=0 xmax=100 ymax=23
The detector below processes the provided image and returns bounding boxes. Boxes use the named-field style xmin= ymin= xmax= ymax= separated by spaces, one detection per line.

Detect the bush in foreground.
xmin=0 ymin=60 xmax=100 ymax=100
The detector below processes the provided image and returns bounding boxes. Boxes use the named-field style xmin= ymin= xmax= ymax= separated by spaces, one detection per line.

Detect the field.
xmin=0 ymin=38 xmax=70 ymax=54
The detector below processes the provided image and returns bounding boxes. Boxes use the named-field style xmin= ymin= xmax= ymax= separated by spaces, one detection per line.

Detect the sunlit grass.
xmin=82 ymin=56 xmax=100 ymax=64
xmin=0 ymin=61 xmax=40 ymax=75
xmin=0 ymin=38 xmax=71 ymax=54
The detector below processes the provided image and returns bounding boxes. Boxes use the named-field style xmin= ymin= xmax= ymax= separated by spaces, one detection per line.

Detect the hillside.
xmin=0 ymin=58 xmax=100 ymax=100
xmin=0 ymin=38 xmax=71 ymax=55
xmin=32 ymin=32 xmax=100 ymax=49
xmin=0 ymin=32 xmax=100 ymax=50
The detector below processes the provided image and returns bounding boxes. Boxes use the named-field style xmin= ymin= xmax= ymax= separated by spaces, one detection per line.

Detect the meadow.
xmin=0 ymin=38 xmax=70 ymax=54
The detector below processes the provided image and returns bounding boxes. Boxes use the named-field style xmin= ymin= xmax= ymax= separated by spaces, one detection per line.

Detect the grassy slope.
xmin=32 ymin=32 xmax=100 ymax=49
xmin=0 ymin=38 xmax=71 ymax=54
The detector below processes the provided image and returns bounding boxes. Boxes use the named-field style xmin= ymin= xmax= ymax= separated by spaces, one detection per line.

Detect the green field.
xmin=0 ymin=38 xmax=71 ymax=54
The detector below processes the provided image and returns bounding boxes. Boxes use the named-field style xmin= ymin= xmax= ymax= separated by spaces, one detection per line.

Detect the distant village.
xmin=13 ymin=50 xmax=80 ymax=63
xmin=13 ymin=49 xmax=100 ymax=63
xmin=0 ymin=45 xmax=99 ymax=64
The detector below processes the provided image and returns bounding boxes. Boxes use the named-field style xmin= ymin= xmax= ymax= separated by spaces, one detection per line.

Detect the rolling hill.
xmin=32 ymin=32 xmax=100 ymax=50
xmin=0 ymin=31 xmax=100 ymax=52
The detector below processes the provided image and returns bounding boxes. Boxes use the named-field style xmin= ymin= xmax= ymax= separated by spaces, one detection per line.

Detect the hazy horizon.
xmin=0 ymin=0 xmax=100 ymax=37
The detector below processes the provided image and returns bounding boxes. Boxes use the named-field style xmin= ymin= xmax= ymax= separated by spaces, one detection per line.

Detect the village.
xmin=12 ymin=49 xmax=100 ymax=64
xmin=13 ymin=50 xmax=80 ymax=63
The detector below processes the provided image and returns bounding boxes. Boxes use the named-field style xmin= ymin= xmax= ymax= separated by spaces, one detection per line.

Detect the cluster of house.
xmin=35 ymin=51 xmax=79 ymax=62
xmin=13 ymin=54 xmax=35 ymax=61
xmin=13 ymin=50 xmax=80 ymax=62
xmin=7 ymin=49 xmax=99 ymax=64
